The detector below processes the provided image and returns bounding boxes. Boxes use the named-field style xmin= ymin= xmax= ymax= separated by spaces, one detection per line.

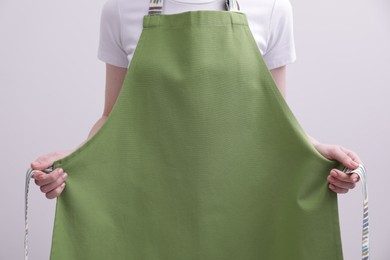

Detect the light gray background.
xmin=1 ymin=0 xmax=389 ymax=259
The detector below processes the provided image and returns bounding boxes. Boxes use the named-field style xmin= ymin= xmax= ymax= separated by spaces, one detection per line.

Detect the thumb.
xmin=30 ymin=159 xmax=53 ymax=171
xmin=332 ymin=147 xmax=359 ymax=170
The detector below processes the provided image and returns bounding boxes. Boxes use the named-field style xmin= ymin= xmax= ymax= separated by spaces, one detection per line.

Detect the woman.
xmin=30 ymin=0 xmax=361 ymax=198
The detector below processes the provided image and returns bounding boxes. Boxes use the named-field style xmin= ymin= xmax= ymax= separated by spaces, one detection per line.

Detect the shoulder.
xmin=272 ymin=0 xmax=293 ymax=18
xmin=240 ymin=0 xmax=293 ymax=32
xmin=240 ymin=0 xmax=292 ymax=15
xmin=99 ymin=0 xmax=122 ymax=45
xmin=101 ymin=0 xmax=120 ymax=19
xmin=273 ymin=0 xmax=293 ymax=12
xmin=242 ymin=0 xmax=296 ymax=69
xmin=270 ymin=0 xmax=293 ymax=24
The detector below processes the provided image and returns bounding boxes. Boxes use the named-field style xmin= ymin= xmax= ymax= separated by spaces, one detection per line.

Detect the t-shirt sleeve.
xmin=262 ymin=0 xmax=297 ymax=70
xmin=97 ymin=0 xmax=129 ymax=68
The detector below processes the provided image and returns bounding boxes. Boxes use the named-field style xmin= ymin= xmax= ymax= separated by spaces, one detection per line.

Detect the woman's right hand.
xmin=30 ymin=150 xmax=72 ymax=199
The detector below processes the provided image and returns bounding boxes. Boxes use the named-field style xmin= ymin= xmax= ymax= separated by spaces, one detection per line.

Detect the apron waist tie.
xmin=342 ymin=163 xmax=369 ymax=260
xmin=24 ymin=166 xmax=53 ymax=260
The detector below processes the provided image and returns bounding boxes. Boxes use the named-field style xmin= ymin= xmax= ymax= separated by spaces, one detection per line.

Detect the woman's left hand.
xmin=314 ymin=143 xmax=362 ymax=194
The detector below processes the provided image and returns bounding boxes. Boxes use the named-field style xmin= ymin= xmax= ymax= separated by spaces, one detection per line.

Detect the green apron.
xmin=24 ymin=0 xmax=370 ymax=259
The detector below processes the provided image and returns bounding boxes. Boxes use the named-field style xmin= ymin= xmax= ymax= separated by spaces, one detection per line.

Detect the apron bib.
xmin=24 ymin=0 xmax=369 ymax=259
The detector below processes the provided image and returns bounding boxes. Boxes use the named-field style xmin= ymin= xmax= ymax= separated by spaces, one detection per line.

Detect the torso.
xmin=119 ymin=0 xmax=275 ymax=63
xmin=99 ymin=0 xmax=295 ymax=70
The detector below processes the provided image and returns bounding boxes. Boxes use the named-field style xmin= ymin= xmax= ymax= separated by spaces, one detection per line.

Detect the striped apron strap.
xmin=342 ymin=164 xmax=370 ymax=260
xmin=24 ymin=166 xmax=53 ymax=260
xmin=148 ymin=0 xmax=241 ymax=15
xmin=148 ymin=0 xmax=164 ymax=15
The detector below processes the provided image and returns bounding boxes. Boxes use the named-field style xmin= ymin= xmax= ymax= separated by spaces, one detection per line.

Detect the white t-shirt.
xmin=97 ymin=0 xmax=296 ymax=70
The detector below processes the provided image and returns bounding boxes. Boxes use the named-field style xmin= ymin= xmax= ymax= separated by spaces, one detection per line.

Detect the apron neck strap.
xmin=148 ymin=0 xmax=241 ymax=15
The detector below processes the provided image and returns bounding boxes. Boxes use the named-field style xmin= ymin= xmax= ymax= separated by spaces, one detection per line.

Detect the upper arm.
xmin=98 ymin=0 xmax=129 ymax=116
xmin=262 ymin=0 xmax=296 ymax=70
xmin=270 ymin=65 xmax=286 ymax=98
xmin=102 ymin=63 xmax=128 ymax=117
xmin=97 ymin=0 xmax=129 ymax=68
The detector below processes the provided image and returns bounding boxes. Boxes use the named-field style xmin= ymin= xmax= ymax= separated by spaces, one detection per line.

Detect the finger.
xmin=350 ymin=173 xmax=360 ymax=182
xmin=34 ymin=168 xmax=64 ymax=186
xmin=32 ymin=171 xmax=44 ymax=181
xmin=328 ymin=175 xmax=356 ymax=190
xmin=339 ymin=146 xmax=363 ymax=165
xmin=330 ymin=169 xmax=359 ymax=183
xmin=329 ymin=146 xmax=359 ymax=170
xmin=46 ymin=182 xmax=66 ymax=200
xmin=329 ymin=183 xmax=349 ymax=194
xmin=40 ymin=172 xmax=68 ymax=193
xmin=34 ymin=175 xmax=42 ymax=186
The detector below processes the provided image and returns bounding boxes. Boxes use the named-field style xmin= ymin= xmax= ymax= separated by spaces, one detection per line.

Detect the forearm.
xmin=71 ymin=115 xmax=108 ymax=152
xmin=270 ymin=66 xmax=320 ymax=148
xmin=306 ymin=133 xmax=320 ymax=147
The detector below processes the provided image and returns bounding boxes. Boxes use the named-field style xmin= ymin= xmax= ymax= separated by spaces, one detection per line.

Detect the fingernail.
xmin=33 ymin=161 xmax=41 ymax=166
xmin=331 ymin=170 xmax=338 ymax=177
xmin=62 ymin=173 xmax=68 ymax=180
xmin=353 ymin=178 xmax=358 ymax=182
xmin=329 ymin=184 xmax=335 ymax=189
xmin=58 ymin=168 xmax=63 ymax=174
xmin=352 ymin=161 xmax=359 ymax=167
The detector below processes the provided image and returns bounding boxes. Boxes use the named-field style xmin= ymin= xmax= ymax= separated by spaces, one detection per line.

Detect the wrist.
xmin=307 ymin=134 xmax=320 ymax=148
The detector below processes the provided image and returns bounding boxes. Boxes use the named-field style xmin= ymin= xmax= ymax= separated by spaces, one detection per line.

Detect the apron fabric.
xmin=24 ymin=0 xmax=370 ymax=259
